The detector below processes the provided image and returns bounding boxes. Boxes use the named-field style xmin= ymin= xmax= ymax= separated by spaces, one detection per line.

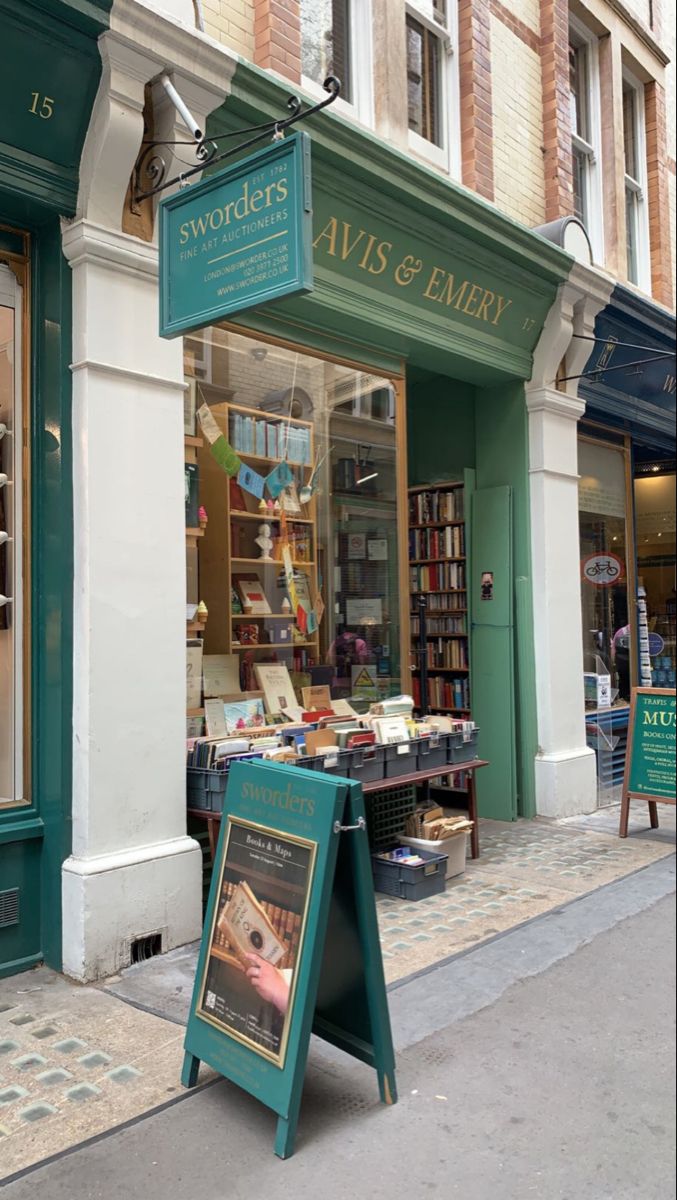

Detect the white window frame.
xmin=300 ymin=0 xmax=374 ymax=129
xmin=405 ymin=1 xmax=460 ymax=178
xmin=0 ymin=264 xmax=24 ymax=808
xmin=622 ymin=67 xmax=651 ymax=293
xmin=569 ymin=17 xmax=604 ymax=263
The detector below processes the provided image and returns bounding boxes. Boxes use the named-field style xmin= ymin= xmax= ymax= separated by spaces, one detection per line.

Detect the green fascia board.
xmin=216 ymin=60 xmax=573 ymax=289
xmin=0 ymin=143 xmax=79 ymax=217
xmin=15 ymin=0 xmax=112 ymax=37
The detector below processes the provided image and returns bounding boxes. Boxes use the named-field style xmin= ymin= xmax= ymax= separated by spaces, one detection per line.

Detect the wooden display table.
xmin=189 ymin=758 xmax=488 ymax=863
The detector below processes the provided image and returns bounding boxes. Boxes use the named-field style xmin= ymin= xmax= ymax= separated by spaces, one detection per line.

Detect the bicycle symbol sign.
xmin=581 ymin=552 xmax=625 ymax=587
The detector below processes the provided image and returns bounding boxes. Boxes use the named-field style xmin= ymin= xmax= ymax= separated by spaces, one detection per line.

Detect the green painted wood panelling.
xmin=0 ymin=0 xmax=109 ymax=215
xmin=475 ymin=386 xmax=537 ymax=819
xmin=407 ymin=374 xmax=476 ymax=484
xmin=0 ymin=838 xmax=42 ymax=979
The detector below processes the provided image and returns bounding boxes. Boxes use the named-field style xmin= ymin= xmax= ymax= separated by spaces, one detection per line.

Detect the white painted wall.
xmin=61 ymin=2 xmax=235 ymax=980
xmin=527 ymin=265 xmax=614 ymax=817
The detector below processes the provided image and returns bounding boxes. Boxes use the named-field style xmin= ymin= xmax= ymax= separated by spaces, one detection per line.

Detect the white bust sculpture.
xmin=255 ymin=523 xmax=274 ymax=560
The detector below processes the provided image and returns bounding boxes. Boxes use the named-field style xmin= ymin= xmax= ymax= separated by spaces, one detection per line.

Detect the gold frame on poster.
xmin=196 ymin=816 xmax=318 ymax=1069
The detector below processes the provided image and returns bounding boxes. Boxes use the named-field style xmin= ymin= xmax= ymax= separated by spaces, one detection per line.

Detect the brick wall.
xmin=201 ymin=0 xmax=255 ymax=60
xmin=645 ymin=81 xmax=673 ymax=307
xmin=491 ymin=15 xmax=547 ymax=227
xmin=540 ymin=0 xmax=573 ymax=221
xmin=459 ymin=0 xmax=495 ymax=200
xmin=253 ymin=0 xmax=301 ymax=82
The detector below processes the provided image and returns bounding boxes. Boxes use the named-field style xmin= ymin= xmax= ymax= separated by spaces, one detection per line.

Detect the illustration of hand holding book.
xmin=217 ymin=881 xmax=293 ymax=1014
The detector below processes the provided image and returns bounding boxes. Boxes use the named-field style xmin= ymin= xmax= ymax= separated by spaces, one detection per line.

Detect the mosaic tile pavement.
xmin=0 ymin=969 xmax=215 ymax=1180
xmin=377 ymin=810 xmax=675 ymax=983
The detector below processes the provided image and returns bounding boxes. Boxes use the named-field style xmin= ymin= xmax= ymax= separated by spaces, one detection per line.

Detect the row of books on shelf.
xmin=410 ymin=593 xmax=466 ymax=614
xmin=409 ymin=488 xmax=464 ymax=524
xmin=229 ymin=413 xmax=312 ymax=464
xmin=410 ymin=563 xmax=466 ymax=592
xmin=409 ymin=526 xmax=465 ymax=560
xmin=411 ymin=615 xmax=467 ymax=635
xmin=413 ymin=676 xmax=471 ymax=710
xmin=416 ymin=640 xmax=469 ymax=669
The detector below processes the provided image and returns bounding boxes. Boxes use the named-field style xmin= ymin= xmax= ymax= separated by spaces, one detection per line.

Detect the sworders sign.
xmin=159 ymin=133 xmax=313 ymax=337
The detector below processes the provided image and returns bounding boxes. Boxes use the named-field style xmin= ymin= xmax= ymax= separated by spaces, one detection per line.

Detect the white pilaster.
xmin=61 ymin=10 xmax=235 ymax=981
xmin=527 ymin=266 xmax=613 ymax=817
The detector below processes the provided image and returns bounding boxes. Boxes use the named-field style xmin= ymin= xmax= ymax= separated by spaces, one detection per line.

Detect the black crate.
xmin=383 ymin=742 xmax=419 ymax=778
xmin=364 ymin=783 xmax=417 ymax=851
xmin=416 ymin=732 xmax=450 ymax=771
xmin=187 ymin=767 xmax=229 ymax=813
xmin=348 ymin=744 xmax=386 ymax=784
xmin=372 ymin=846 xmax=447 ymax=901
xmin=448 ymin=728 xmax=480 ymax=764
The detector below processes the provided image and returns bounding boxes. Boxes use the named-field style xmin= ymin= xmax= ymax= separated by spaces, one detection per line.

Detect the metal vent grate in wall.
xmin=0 ymin=888 xmax=20 ymax=929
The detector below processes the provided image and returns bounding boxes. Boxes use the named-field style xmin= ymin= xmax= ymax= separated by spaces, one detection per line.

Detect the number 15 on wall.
xmin=29 ymin=93 xmax=54 ymax=120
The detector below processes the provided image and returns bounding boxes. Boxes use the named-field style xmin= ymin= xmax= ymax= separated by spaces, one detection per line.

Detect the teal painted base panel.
xmin=0 ymin=951 xmax=42 ymax=980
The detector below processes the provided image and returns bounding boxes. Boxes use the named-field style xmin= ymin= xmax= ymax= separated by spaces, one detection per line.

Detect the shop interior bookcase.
xmin=193 ymin=398 xmax=320 ymax=718
xmin=408 ymin=481 xmax=471 ymax=718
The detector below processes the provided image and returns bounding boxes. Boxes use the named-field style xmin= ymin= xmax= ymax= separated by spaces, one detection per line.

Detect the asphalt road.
xmin=3 ymin=859 xmax=675 ymax=1200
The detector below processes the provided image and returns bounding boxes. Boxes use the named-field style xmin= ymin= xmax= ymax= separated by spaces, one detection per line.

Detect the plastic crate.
xmin=399 ymin=831 xmax=468 ymax=879
xmin=187 ymin=767 xmax=229 ymax=813
xmin=383 ymin=741 xmax=419 ymax=778
xmin=348 ymin=744 xmax=386 ymax=784
xmin=448 ymin=728 xmax=480 ymax=764
xmin=372 ymin=846 xmax=447 ymax=900
xmin=297 ymin=750 xmax=352 ymax=777
xmin=416 ymin=732 xmax=450 ymax=771
xmin=364 ymin=783 xmax=417 ymax=851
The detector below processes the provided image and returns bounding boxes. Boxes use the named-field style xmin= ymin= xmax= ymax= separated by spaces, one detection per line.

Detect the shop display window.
xmin=183 ymin=328 xmax=404 ymax=734
xmin=578 ymin=438 xmax=631 ymax=708
xmin=0 ymin=267 xmax=24 ymax=806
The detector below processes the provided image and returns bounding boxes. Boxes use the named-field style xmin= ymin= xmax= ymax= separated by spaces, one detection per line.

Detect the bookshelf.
xmin=408 ymin=481 xmax=471 ymax=717
xmin=197 ymin=398 xmax=320 ymax=704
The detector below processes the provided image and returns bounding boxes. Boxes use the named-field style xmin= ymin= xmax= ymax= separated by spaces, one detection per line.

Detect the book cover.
xmin=236 ymin=575 xmax=272 ymax=615
xmin=217 ymin=880 xmax=286 ymax=967
xmin=254 ymin=662 xmax=299 ymax=717
xmin=203 ymin=654 xmax=241 ymax=698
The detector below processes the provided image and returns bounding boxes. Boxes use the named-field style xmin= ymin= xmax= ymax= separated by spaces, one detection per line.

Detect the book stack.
xmin=412 ymin=676 xmax=471 ymax=711
xmin=409 ymin=525 xmax=465 ymax=560
xmin=230 ymin=413 xmax=311 ymax=464
xmin=409 ymin=562 xmax=466 ymax=592
xmin=409 ymin=488 xmax=464 ymax=524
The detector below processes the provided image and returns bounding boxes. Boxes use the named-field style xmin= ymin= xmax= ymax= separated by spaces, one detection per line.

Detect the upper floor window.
xmin=406 ymin=1 xmax=459 ymax=174
xmin=622 ymin=69 xmax=650 ymax=291
xmin=569 ymin=21 xmax=603 ymax=261
xmin=300 ymin=0 xmax=373 ymax=124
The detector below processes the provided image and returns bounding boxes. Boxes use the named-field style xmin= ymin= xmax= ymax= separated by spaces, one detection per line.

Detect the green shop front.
xmin=0 ymin=0 xmax=110 ymax=976
xmin=171 ymin=64 xmax=572 ymax=828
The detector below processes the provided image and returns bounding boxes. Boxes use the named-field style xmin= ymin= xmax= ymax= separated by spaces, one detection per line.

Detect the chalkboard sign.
xmin=182 ymin=759 xmax=396 ymax=1158
xmin=620 ymin=688 xmax=676 ymax=837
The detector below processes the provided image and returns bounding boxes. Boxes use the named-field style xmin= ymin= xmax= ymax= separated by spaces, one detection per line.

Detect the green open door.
xmin=470 ymin=486 xmax=517 ymax=821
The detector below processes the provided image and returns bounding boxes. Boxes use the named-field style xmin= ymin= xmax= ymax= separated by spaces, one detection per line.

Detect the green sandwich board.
xmin=182 ymin=758 xmax=397 ymax=1158
xmin=620 ymin=687 xmax=676 ymax=837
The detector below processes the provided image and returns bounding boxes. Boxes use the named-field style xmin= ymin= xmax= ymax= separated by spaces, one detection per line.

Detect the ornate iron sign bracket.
xmin=132 ymin=75 xmax=340 ymax=208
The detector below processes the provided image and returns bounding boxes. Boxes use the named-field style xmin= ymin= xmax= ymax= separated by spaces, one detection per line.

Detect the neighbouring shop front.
xmin=0 ymin=0 xmax=110 ymax=977
xmin=576 ymin=285 xmax=676 ymax=805
xmin=175 ymin=62 xmax=572 ymax=835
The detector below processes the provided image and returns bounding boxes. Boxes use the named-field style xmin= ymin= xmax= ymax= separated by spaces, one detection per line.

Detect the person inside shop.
xmin=611 ymin=622 xmax=631 ymax=701
xmin=327 ymin=626 xmax=369 ymax=692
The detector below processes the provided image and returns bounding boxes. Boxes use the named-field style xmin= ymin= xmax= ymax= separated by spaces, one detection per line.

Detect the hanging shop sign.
xmin=580 ymin=552 xmax=625 ymax=586
xmin=182 ymin=758 xmax=397 ymax=1159
xmin=159 ymin=133 xmax=313 ymax=338
xmin=620 ymin=687 xmax=676 ymax=836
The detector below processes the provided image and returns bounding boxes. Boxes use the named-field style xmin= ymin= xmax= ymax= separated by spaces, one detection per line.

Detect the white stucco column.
xmin=61 ymin=7 xmax=234 ymax=980
xmin=527 ymin=265 xmax=613 ymax=817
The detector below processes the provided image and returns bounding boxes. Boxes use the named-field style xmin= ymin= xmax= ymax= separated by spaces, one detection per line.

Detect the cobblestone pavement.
xmin=1 ymin=802 xmax=673 ymax=1179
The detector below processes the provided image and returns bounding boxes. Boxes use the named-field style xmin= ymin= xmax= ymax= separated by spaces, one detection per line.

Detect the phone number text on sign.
xmin=581 ymin=552 xmax=625 ymax=586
